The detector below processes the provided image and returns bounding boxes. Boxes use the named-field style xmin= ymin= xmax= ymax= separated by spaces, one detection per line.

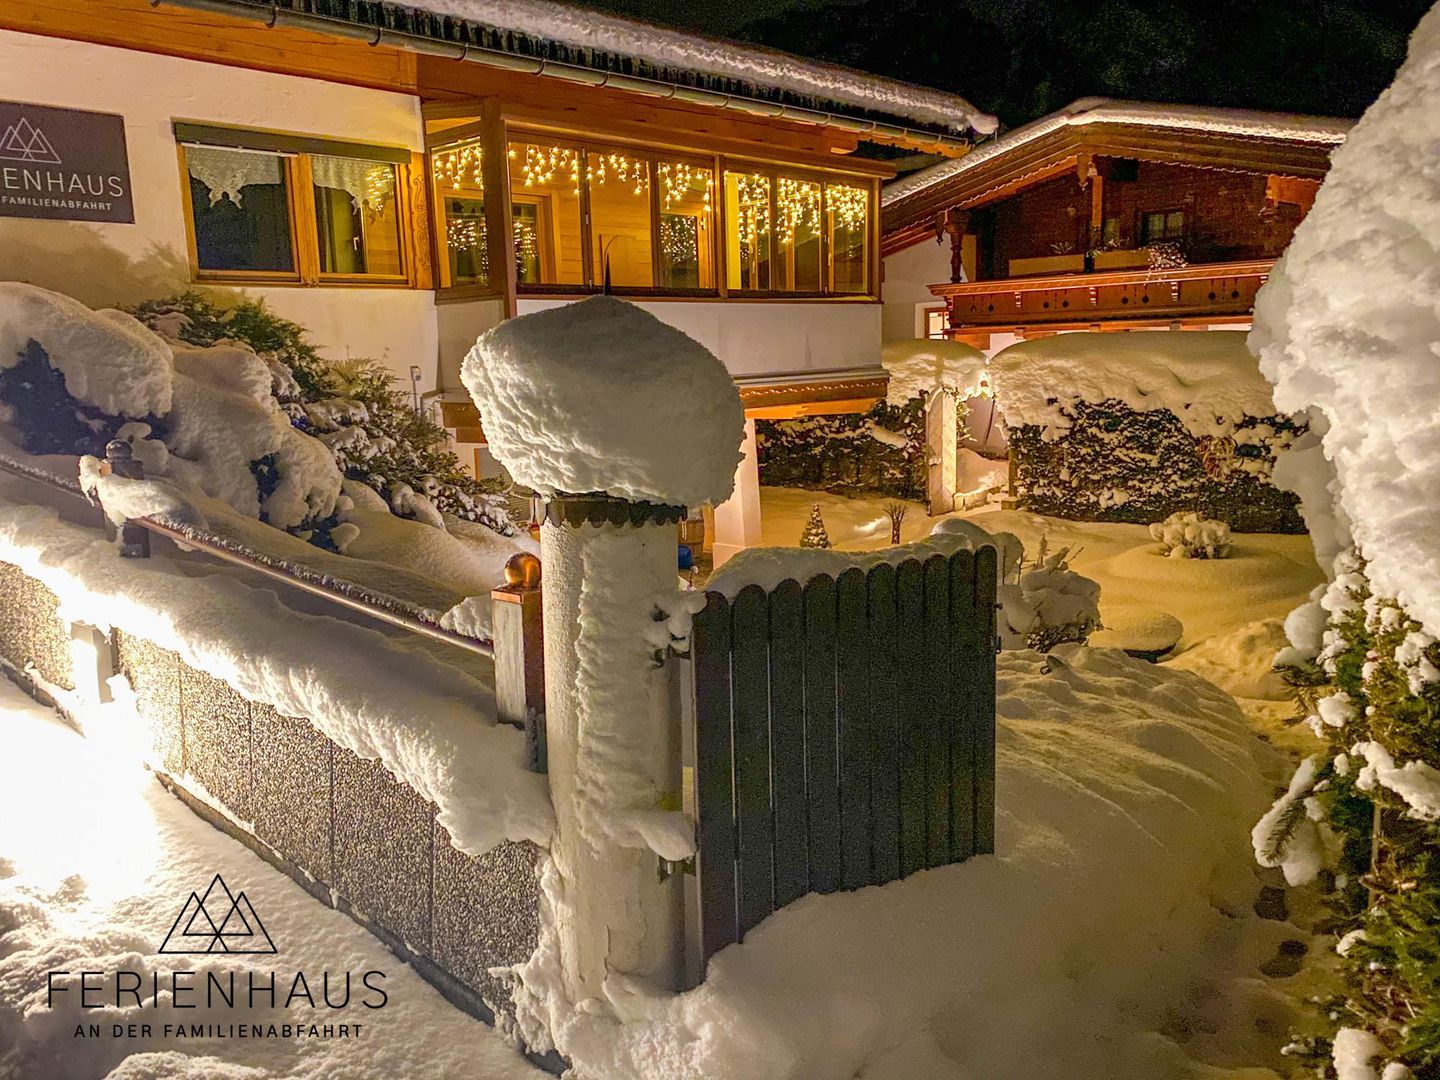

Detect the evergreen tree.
xmin=800 ymin=503 xmax=831 ymax=549
xmin=128 ymin=292 xmax=516 ymax=539
xmin=1266 ymin=553 xmax=1440 ymax=1077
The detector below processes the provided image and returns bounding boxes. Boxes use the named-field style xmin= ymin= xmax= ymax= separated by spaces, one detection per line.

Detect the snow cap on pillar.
xmin=462 ymin=296 xmax=744 ymax=507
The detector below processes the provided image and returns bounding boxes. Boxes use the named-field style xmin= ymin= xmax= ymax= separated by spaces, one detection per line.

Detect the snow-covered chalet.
xmin=0 ymin=0 xmax=997 ymax=563
xmin=880 ymin=98 xmax=1351 ymax=353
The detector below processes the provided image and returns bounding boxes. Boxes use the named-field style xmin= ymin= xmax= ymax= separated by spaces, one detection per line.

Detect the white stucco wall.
xmin=880 ymin=238 xmax=951 ymax=343
xmin=0 ymin=30 xmax=438 ymax=390
xmin=516 ymin=297 xmax=881 ymax=378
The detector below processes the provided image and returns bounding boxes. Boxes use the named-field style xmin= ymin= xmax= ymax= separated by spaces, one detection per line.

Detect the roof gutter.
xmin=152 ymin=0 xmax=973 ymax=154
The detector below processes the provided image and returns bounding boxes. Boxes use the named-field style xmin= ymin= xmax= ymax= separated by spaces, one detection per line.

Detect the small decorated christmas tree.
xmin=800 ymin=503 xmax=831 ymax=549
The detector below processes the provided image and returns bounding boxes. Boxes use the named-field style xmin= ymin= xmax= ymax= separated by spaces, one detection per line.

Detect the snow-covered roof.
xmin=884 ymin=98 xmax=1350 ymax=207
xmin=407 ymin=0 xmax=995 ymax=134
xmin=228 ymin=0 xmax=994 ymax=137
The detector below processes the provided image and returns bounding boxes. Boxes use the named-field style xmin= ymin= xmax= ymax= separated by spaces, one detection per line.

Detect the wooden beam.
xmin=0 ymin=0 xmax=419 ymax=93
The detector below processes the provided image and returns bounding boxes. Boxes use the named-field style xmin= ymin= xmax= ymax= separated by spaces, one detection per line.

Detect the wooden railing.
xmin=931 ymin=258 xmax=1274 ymax=330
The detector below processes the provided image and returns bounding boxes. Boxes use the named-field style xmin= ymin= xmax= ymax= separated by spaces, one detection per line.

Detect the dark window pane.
xmin=186 ymin=146 xmax=293 ymax=273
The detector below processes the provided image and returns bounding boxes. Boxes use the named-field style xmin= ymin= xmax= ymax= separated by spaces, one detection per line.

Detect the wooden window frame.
xmin=719 ymin=157 xmax=879 ymax=301
xmin=177 ymin=127 xmax=421 ymax=289
xmin=1138 ymin=208 xmax=1187 ymax=246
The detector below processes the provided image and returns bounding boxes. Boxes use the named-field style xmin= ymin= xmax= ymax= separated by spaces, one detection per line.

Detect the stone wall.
xmin=0 ymin=560 xmax=549 ymax=1061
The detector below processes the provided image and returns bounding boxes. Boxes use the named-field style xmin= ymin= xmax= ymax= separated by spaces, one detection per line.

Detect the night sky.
xmin=578 ymin=0 xmax=1431 ymax=127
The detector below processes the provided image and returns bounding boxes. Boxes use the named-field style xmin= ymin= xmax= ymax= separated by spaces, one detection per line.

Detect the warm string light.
xmin=431 ymin=142 xmax=484 ymax=190
xmin=586 ymin=152 xmax=649 ymax=196
xmin=445 ymin=216 xmax=540 ymax=274
xmin=658 ymin=162 xmax=713 ymax=212
xmin=361 ymin=166 xmax=394 ymax=221
xmin=514 ymin=144 xmax=581 ymax=195
xmin=776 ymin=177 xmax=821 ymax=243
xmin=827 ymin=183 xmax=868 ymax=232
xmin=660 ymin=215 xmax=698 ymax=264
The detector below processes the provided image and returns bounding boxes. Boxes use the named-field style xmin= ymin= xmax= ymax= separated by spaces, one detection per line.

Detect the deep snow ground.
xmin=0 ymin=679 xmax=545 ymax=1080
xmin=758 ymin=487 xmax=1325 ymax=754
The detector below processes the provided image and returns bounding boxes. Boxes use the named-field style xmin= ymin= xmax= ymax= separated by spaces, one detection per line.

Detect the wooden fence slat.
xmin=894 ymin=558 xmax=928 ymax=877
xmin=921 ymin=554 xmax=953 ymax=868
xmin=834 ymin=566 xmax=871 ymax=891
xmin=948 ymin=550 xmax=978 ymax=862
xmin=802 ymin=574 xmax=841 ymax=895
xmin=691 ymin=592 xmax=738 ymax=959
xmin=972 ymin=546 xmax=999 ymax=855
xmin=768 ymin=578 xmax=808 ymax=908
xmin=866 ymin=562 xmax=901 ymax=886
xmin=730 ymin=584 xmax=774 ymax=937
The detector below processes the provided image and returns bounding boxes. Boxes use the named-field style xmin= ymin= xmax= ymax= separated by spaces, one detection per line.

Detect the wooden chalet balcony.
xmin=931 ymin=258 xmax=1274 ymax=331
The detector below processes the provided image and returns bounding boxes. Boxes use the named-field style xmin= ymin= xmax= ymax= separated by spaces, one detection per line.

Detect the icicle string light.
xmin=432 ymin=141 xmax=485 ymax=190
xmin=658 ymin=162 xmax=713 ymax=212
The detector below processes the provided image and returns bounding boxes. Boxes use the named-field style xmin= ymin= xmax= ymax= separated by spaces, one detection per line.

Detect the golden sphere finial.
xmin=504 ymin=551 xmax=542 ymax=589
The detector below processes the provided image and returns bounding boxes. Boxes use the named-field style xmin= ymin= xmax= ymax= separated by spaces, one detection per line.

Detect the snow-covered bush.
xmin=1245 ymin=7 xmax=1440 ymax=1075
xmin=997 ymin=538 xmax=1102 ymax=652
xmin=1149 ymin=511 xmax=1232 ymax=559
xmin=992 ymin=331 xmax=1306 ymax=532
xmin=129 ymin=292 xmax=516 ymax=537
xmin=756 ymin=396 xmax=927 ymax=501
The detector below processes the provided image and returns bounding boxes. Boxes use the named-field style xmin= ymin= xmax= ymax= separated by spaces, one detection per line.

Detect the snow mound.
xmin=0 ymin=282 xmax=172 ymax=417
xmin=881 ymin=338 xmax=988 ymax=405
xmin=517 ymin=646 xmax=1282 ymax=1080
xmin=463 ymin=296 xmax=744 ymax=507
xmin=990 ymin=330 xmax=1279 ymax=440
xmin=1249 ymin=3 xmax=1440 ymax=634
xmin=1089 ymin=607 xmax=1183 ymax=655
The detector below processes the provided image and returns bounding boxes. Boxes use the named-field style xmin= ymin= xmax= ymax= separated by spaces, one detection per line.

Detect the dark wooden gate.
xmin=686 ymin=546 xmax=997 ymax=976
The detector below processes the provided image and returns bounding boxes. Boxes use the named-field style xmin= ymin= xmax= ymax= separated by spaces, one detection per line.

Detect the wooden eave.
xmin=882 ymin=122 xmax=1339 ymax=243
xmin=738 ymin=374 xmax=888 ymax=418
xmin=0 ymin=0 xmax=903 ymax=169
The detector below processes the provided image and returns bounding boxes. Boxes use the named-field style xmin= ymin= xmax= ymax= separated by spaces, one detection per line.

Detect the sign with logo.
xmin=0 ymin=101 xmax=133 ymax=223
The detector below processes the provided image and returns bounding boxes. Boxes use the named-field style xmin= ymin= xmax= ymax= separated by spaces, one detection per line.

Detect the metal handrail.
xmin=0 ymin=451 xmax=495 ymax=659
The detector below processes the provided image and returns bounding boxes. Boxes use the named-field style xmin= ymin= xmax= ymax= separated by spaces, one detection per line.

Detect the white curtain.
xmin=185 ymin=146 xmax=283 ymax=208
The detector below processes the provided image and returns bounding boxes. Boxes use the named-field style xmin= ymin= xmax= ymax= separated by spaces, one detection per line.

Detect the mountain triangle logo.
xmin=158 ymin=874 xmax=277 ymax=955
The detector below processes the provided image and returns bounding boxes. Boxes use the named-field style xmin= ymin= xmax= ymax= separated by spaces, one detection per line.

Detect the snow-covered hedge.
xmin=992 ymin=331 xmax=1305 ymax=532
xmin=756 ymin=396 xmax=927 ymax=502
xmin=1246 ymin=7 xmax=1440 ymax=1076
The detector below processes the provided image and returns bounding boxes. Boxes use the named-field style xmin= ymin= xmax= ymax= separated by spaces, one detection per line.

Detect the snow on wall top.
xmin=0 ymin=283 xmax=172 ymax=418
xmin=881 ymin=338 xmax=988 ymax=404
xmin=1249 ymin=3 xmax=1440 ymax=634
xmin=883 ymin=97 xmax=1351 ymax=207
xmin=989 ymin=330 xmax=1280 ymax=439
xmin=462 ymin=296 xmax=744 ymax=507
xmin=403 ymin=0 xmax=996 ymax=134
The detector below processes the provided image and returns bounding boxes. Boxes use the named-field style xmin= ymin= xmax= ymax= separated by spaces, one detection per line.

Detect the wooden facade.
xmin=881 ymin=105 xmax=1347 ymax=342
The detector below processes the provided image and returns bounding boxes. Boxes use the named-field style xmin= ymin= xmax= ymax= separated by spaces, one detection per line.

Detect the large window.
xmin=657 ymin=159 xmax=714 ymax=289
xmin=178 ymin=126 xmax=412 ymax=285
xmin=426 ymin=129 xmax=872 ymax=297
xmin=723 ymin=167 xmax=872 ymax=296
xmin=509 ymin=140 xmax=584 ymax=286
xmin=501 ymin=136 xmax=716 ymax=293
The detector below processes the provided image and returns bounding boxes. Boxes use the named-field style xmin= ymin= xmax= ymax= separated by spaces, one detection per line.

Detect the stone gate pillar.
xmin=462 ymin=295 xmax=744 ymax=1016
